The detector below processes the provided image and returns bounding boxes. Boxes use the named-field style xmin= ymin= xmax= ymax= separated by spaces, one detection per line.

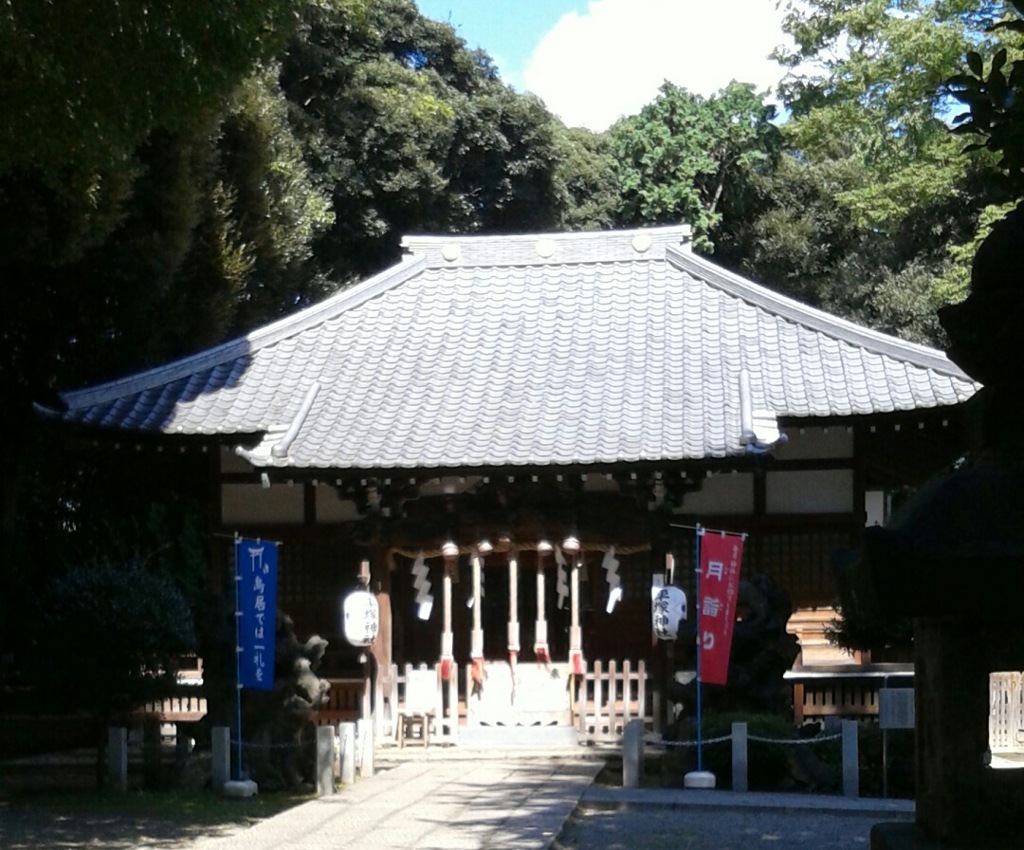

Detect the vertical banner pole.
xmin=695 ymin=525 xmax=703 ymax=773
xmin=232 ymin=535 xmax=278 ymax=784
xmin=233 ymin=534 xmax=243 ymax=782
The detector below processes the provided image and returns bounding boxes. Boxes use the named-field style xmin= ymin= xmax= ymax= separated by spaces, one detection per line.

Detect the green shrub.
xmin=671 ymin=712 xmax=841 ymax=792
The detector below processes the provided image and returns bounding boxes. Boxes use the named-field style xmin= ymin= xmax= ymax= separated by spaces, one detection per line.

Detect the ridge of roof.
xmin=58 ymin=254 xmax=429 ymax=411
xmin=668 ymin=246 xmax=973 ymax=382
xmin=402 ymin=223 xmax=693 ymax=267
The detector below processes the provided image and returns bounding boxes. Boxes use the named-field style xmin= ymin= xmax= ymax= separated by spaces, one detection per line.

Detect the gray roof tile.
xmin=50 ymin=224 xmax=979 ymax=470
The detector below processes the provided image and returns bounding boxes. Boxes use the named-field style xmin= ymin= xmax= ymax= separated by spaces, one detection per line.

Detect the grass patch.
xmin=3 ymin=786 xmax=312 ymax=825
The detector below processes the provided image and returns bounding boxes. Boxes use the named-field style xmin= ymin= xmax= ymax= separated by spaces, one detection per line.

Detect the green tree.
xmin=948 ymin=2 xmax=1024 ymax=197
xmin=0 ymin=3 xmax=330 ymax=670
xmin=552 ymin=127 xmax=621 ymax=231
xmin=610 ymin=81 xmax=781 ymax=251
xmin=279 ymin=0 xmax=567 ymax=281
xmin=32 ymin=559 xmax=196 ymax=787
xmin=774 ymin=0 xmax=1009 ymax=318
xmin=0 ymin=0 xmax=295 ymax=175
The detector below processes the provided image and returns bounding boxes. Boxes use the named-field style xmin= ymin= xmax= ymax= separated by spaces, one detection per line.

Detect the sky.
xmin=415 ymin=0 xmax=795 ymax=131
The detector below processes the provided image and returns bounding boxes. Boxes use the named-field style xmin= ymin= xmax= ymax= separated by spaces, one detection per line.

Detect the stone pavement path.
xmin=558 ymin=804 xmax=909 ymax=850
xmin=189 ymin=758 xmax=601 ymax=850
xmin=1 ymin=753 xmax=915 ymax=850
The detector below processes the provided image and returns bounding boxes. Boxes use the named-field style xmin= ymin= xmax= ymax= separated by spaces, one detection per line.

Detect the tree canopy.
xmin=716 ymin=0 xmax=1015 ymax=343
xmin=280 ymin=0 xmax=566 ymax=282
xmin=610 ymin=81 xmax=781 ymax=252
xmin=948 ymin=1 xmax=1024 ymax=198
xmin=0 ymin=0 xmax=296 ymax=175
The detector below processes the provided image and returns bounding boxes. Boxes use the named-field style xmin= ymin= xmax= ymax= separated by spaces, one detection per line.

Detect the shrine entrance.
xmin=392 ymin=543 xmax=586 ymax=731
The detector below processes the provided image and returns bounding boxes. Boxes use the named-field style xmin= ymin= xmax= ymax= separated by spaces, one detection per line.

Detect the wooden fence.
xmin=317 ymin=663 xmax=460 ymax=744
xmin=573 ymin=659 xmax=656 ymax=743
xmin=990 ymin=671 xmax=1024 ymax=754
xmin=138 ymin=693 xmax=208 ymax=724
xmin=791 ymin=678 xmax=881 ymax=725
xmin=316 ymin=677 xmax=369 ymax=727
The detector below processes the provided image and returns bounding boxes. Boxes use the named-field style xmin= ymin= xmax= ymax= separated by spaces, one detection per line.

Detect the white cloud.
xmin=522 ymin=0 xmax=793 ymax=131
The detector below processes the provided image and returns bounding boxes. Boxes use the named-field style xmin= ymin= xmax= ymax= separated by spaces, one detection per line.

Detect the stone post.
xmin=842 ymin=719 xmax=859 ymax=798
xmin=107 ymin=727 xmax=127 ymax=791
xmin=339 ymin=721 xmax=356 ymax=785
xmin=211 ymin=726 xmax=231 ymax=789
xmin=731 ymin=722 xmax=748 ymax=792
xmin=622 ymin=718 xmax=643 ymax=788
xmin=315 ymin=725 xmax=336 ymax=796
xmin=358 ymin=718 xmax=374 ymax=778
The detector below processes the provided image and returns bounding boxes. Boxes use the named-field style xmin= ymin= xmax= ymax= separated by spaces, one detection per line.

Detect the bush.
xmin=856 ymin=722 xmax=915 ymax=798
xmin=31 ymin=559 xmax=196 ymax=720
xmin=669 ymin=712 xmax=841 ymax=792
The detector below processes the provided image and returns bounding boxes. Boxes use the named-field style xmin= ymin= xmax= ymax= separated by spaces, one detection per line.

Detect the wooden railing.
xmin=139 ymin=657 xmax=208 ymax=723
xmin=990 ymin=671 xmax=1024 ymax=754
xmin=573 ymin=659 xmax=655 ymax=743
xmin=315 ymin=677 xmax=369 ymax=726
xmin=139 ymin=693 xmax=208 ymax=723
xmin=787 ymin=666 xmax=913 ymax=725
xmin=792 ymin=679 xmax=880 ymax=724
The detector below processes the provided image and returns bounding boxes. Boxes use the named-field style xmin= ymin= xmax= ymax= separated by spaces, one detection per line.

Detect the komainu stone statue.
xmin=243 ymin=612 xmax=330 ymax=791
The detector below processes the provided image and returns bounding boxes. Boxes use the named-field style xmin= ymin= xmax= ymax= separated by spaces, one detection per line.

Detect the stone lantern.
xmin=867 ymin=208 xmax=1024 ymax=849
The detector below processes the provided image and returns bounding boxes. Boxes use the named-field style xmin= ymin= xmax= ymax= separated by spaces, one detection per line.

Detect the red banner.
xmin=698 ymin=532 xmax=744 ymax=685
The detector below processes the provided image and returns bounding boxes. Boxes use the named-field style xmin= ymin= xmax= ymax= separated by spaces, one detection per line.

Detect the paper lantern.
xmin=652 ymin=586 xmax=687 ymax=641
xmin=343 ymin=589 xmax=379 ymax=647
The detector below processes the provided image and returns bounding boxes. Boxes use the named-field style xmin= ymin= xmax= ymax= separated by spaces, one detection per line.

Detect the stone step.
xmin=456 ymin=724 xmax=579 ymax=750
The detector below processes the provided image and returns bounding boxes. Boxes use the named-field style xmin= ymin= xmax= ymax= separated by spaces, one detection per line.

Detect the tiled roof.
xmin=50 ymin=224 xmax=979 ymax=470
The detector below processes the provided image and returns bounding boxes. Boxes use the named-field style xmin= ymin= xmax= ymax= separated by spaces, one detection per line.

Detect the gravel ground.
xmin=555 ymin=805 xmax=909 ymax=850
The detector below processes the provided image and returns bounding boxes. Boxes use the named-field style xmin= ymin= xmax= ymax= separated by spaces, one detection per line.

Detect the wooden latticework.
xmin=989 ymin=672 xmax=1024 ymax=754
xmin=791 ymin=678 xmax=880 ymax=725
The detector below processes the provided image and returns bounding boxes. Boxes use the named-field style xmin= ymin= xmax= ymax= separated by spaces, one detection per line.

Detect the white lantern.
xmin=343 ymin=589 xmax=380 ymax=647
xmin=652 ymin=586 xmax=687 ymax=641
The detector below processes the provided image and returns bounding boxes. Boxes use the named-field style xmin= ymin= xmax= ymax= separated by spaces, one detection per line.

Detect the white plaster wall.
xmin=776 ymin=427 xmax=854 ymax=460
xmin=417 ymin=476 xmax=486 ymax=496
xmin=581 ymin=473 xmax=621 ymax=492
xmin=221 ymin=483 xmax=304 ymax=524
xmin=315 ymin=486 xmax=362 ymax=522
xmin=680 ymin=472 xmax=754 ymax=514
xmin=766 ymin=469 xmax=854 ymax=514
xmin=220 ymin=446 xmax=254 ymax=473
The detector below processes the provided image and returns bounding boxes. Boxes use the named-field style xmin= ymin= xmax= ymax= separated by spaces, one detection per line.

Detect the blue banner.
xmin=235 ymin=537 xmax=278 ymax=690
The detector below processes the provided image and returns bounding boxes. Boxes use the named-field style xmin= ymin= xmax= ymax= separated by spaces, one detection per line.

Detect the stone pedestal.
xmin=911 ymin=618 xmax=1024 ymax=846
xmin=866 ymin=203 xmax=1024 ymax=850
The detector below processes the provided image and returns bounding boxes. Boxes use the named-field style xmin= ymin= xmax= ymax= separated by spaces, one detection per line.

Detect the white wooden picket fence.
xmin=990 ymin=671 xmax=1024 ymax=754
xmin=573 ymin=659 xmax=657 ymax=741
xmin=319 ymin=658 xmax=658 ymax=745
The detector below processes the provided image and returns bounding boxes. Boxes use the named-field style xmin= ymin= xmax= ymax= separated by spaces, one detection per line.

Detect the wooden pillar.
xmin=470 ymin=553 xmax=483 ymax=660
xmin=367 ymin=552 xmax=392 ymax=737
xmin=534 ymin=555 xmax=549 ymax=662
xmin=569 ymin=558 xmax=584 ymax=674
xmin=507 ymin=554 xmax=520 ymax=662
xmin=440 ymin=567 xmax=454 ymax=679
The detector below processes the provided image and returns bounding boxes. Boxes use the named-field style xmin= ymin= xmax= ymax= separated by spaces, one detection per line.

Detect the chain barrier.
xmin=231 ymin=737 xmax=318 ymax=751
xmin=748 ymin=732 xmax=842 ymax=745
xmin=658 ymin=734 xmax=732 ymax=748
xmin=654 ymin=731 xmax=842 ymax=749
